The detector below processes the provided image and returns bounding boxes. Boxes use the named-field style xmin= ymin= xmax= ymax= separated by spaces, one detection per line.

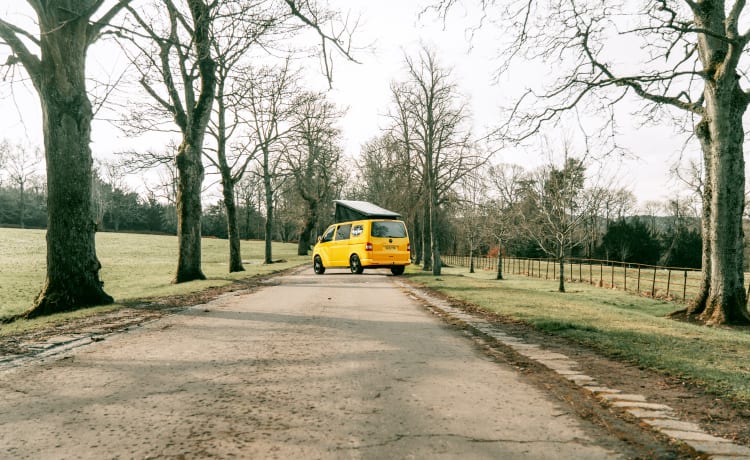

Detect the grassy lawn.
xmin=405 ymin=265 xmax=750 ymax=403
xmin=0 ymin=228 xmax=308 ymax=322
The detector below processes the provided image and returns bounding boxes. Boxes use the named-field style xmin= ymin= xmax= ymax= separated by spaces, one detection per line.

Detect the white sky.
xmin=0 ymin=0 xmax=701 ymax=208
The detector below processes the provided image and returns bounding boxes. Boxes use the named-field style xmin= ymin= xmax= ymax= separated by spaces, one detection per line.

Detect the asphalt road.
xmin=0 ymin=267 xmax=635 ymax=459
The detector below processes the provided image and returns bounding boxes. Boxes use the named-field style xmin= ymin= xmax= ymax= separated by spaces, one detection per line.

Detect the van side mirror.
xmin=317 ymin=236 xmax=322 ymax=243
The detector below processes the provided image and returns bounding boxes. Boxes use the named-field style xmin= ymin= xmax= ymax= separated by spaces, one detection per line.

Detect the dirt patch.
xmin=421 ymin=288 xmax=750 ymax=449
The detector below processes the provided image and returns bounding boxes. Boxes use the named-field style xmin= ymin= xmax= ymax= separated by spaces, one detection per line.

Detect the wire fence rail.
xmin=441 ymin=254 xmax=714 ymax=303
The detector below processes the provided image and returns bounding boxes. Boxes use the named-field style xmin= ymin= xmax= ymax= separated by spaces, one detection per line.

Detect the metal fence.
xmin=441 ymin=255 xmax=710 ymax=303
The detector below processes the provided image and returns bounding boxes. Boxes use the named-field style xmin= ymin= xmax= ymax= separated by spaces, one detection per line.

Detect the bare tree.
xmin=518 ymin=152 xmax=604 ymax=293
xmin=395 ymin=45 xmax=483 ymax=275
xmin=386 ymin=83 xmax=424 ymax=263
xmin=202 ymin=3 xmax=278 ymax=272
xmin=355 ymin=133 xmax=420 ymax=261
xmin=123 ymin=0 xmax=356 ymax=277
xmin=124 ymin=0 xmax=217 ymax=283
xmin=430 ymin=1 xmax=750 ymax=324
xmin=455 ymin=170 xmax=489 ymax=273
xmin=0 ymin=1 xmax=133 ymax=317
xmin=235 ymin=60 xmax=300 ymax=265
xmin=285 ymin=92 xmax=345 ymax=256
xmin=487 ymin=163 xmax=526 ymax=280
xmin=5 ymin=142 xmax=42 ymax=229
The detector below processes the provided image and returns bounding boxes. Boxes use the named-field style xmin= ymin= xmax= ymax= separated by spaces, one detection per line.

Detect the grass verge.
xmin=0 ymin=228 xmax=308 ymax=325
xmin=405 ymin=265 xmax=750 ymax=403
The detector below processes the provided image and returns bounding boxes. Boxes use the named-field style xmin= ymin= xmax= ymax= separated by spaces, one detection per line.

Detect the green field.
xmin=0 ymin=228 xmax=308 ymax=320
xmin=406 ymin=265 xmax=750 ymax=403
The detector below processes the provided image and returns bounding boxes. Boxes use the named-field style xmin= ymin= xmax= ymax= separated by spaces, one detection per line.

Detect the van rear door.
xmin=369 ymin=220 xmax=410 ymax=265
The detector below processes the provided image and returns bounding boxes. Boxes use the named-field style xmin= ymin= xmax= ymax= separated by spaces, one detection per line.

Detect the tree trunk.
xmin=221 ymin=170 xmax=244 ymax=272
xmin=430 ymin=190 xmax=441 ymax=276
xmin=18 ymin=181 xmax=26 ymax=228
xmin=413 ymin=217 xmax=422 ymax=265
xmin=170 ymin=0 xmax=216 ymax=283
xmin=174 ymin=139 xmax=207 ymax=283
xmin=469 ymin=247 xmax=475 ymax=273
xmin=264 ymin=158 xmax=274 ymax=264
xmin=687 ymin=121 xmax=712 ymax=316
xmin=297 ymin=203 xmax=318 ymax=256
xmin=558 ymin=245 xmax=566 ymax=293
xmin=678 ymin=6 xmax=750 ymax=325
xmin=297 ymin=218 xmax=314 ymax=256
xmin=422 ymin=203 xmax=432 ymax=271
xmin=698 ymin=86 xmax=750 ymax=324
xmin=29 ymin=21 xmax=113 ymax=317
xmin=496 ymin=238 xmax=504 ymax=280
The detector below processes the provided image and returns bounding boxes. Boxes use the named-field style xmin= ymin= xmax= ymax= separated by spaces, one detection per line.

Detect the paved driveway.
xmin=0 ymin=268 xmax=631 ymax=459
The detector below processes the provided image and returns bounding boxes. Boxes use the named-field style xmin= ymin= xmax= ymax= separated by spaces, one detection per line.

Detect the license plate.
xmin=384 ymin=245 xmax=397 ymax=250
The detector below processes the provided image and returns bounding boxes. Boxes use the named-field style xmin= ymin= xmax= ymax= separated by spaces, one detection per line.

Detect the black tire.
xmin=349 ymin=254 xmax=364 ymax=274
xmin=390 ymin=265 xmax=405 ymax=276
xmin=313 ymin=256 xmax=325 ymax=275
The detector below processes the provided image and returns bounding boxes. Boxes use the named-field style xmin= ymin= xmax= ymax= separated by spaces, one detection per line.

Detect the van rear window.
xmin=371 ymin=221 xmax=406 ymax=238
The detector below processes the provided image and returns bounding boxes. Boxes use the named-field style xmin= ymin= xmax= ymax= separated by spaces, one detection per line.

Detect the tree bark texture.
xmin=687 ymin=121 xmax=712 ymax=316
xmin=220 ymin=169 xmax=244 ymax=272
xmin=699 ymin=87 xmax=750 ymax=324
xmin=264 ymin=157 xmax=274 ymax=264
xmin=174 ymin=140 xmax=207 ymax=283
xmin=689 ymin=3 xmax=750 ymax=323
xmin=27 ymin=5 xmax=114 ymax=317
xmin=496 ymin=254 xmax=503 ymax=280
xmin=429 ymin=186 xmax=441 ymax=276
xmin=413 ymin=217 xmax=422 ymax=265
xmin=422 ymin=202 xmax=432 ymax=272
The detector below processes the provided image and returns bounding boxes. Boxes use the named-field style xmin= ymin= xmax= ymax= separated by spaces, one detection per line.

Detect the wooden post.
xmin=624 ymin=265 xmax=627 ymax=291
xmin=637 ymin=266 xmax=641 ymax=293
xmin=599 ymin=262 xmax=603 ymax=286
xmin=651 ymin=267 xmax=657 ymax=297
xmin=610 ymin=263 xmax=615 ymax=288
xmin=666 ymin=269 xmax=672 ymax=298
xmin=569 ymin=260 xmax=573 ymax=282
xmin=683 ymin=270 xmax=688 ymax=300
xmin=589 ymin=262 xmax=593 ymax=285
xmin=578 ymin=261 xmax=582 ymax=282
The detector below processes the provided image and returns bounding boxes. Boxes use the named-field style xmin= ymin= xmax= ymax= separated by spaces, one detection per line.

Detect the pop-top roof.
xmin=334 ymin=200 xmax=401 ymax=223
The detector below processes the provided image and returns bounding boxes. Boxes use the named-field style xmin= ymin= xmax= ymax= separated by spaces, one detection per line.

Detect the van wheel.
xmin=390 ymin=266 xmax=405 ymax=276
xmin=350 ymin=254 xmax=364 ymax=274
xmin=313 ymin=256 xmax=325 ymax=274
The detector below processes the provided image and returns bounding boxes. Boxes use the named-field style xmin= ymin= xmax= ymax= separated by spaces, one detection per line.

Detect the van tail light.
xmin=407 ymin=243 xmax=411 ymax=252
xmin=365 ymin=242 xmax=373 ymax=251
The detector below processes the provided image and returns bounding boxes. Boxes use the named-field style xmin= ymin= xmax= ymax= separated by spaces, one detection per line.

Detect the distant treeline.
xmin=0 ymin=183 xmax=275 ymax=240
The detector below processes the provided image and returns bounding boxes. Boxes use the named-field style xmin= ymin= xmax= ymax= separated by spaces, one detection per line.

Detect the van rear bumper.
xmin=361 ymin=257 xmax=410 ymax=267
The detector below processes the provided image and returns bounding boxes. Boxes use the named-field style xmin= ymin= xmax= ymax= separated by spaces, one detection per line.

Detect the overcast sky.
xmin=0 ymin=1 xmax=701 ymax=207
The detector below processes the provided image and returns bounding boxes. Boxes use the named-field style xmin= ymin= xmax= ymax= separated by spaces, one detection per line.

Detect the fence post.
xmin=589 ymin=262 xmax=593 ymax=285
xmin=666 ymin=269 xmax=672 ymax=298
xmin=600 ymin=262 xmax=603 ymax=286
xmin=683 ymin=270 xmax=688 ymax=300
xmin=610 ymin=263 xmax=615 ymax=288
xmin=546 ymin=259 xmax=550 ymax=279
xmin=637 ymin=266 xmax=641 ymax=293
xmin=578 ymin=261 xmax=582 ymax=282
xmin=651 ymin=267 xmax=657 ymax=297
xmin=624 ymin=265 xmax=627 ymax=291
xmin=569 ymin=261 xmax=573 ymax=282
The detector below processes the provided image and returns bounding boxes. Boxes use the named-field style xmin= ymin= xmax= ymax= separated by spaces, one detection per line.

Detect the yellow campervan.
xmin=312 ymin=201 xmax=411 ymax=276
